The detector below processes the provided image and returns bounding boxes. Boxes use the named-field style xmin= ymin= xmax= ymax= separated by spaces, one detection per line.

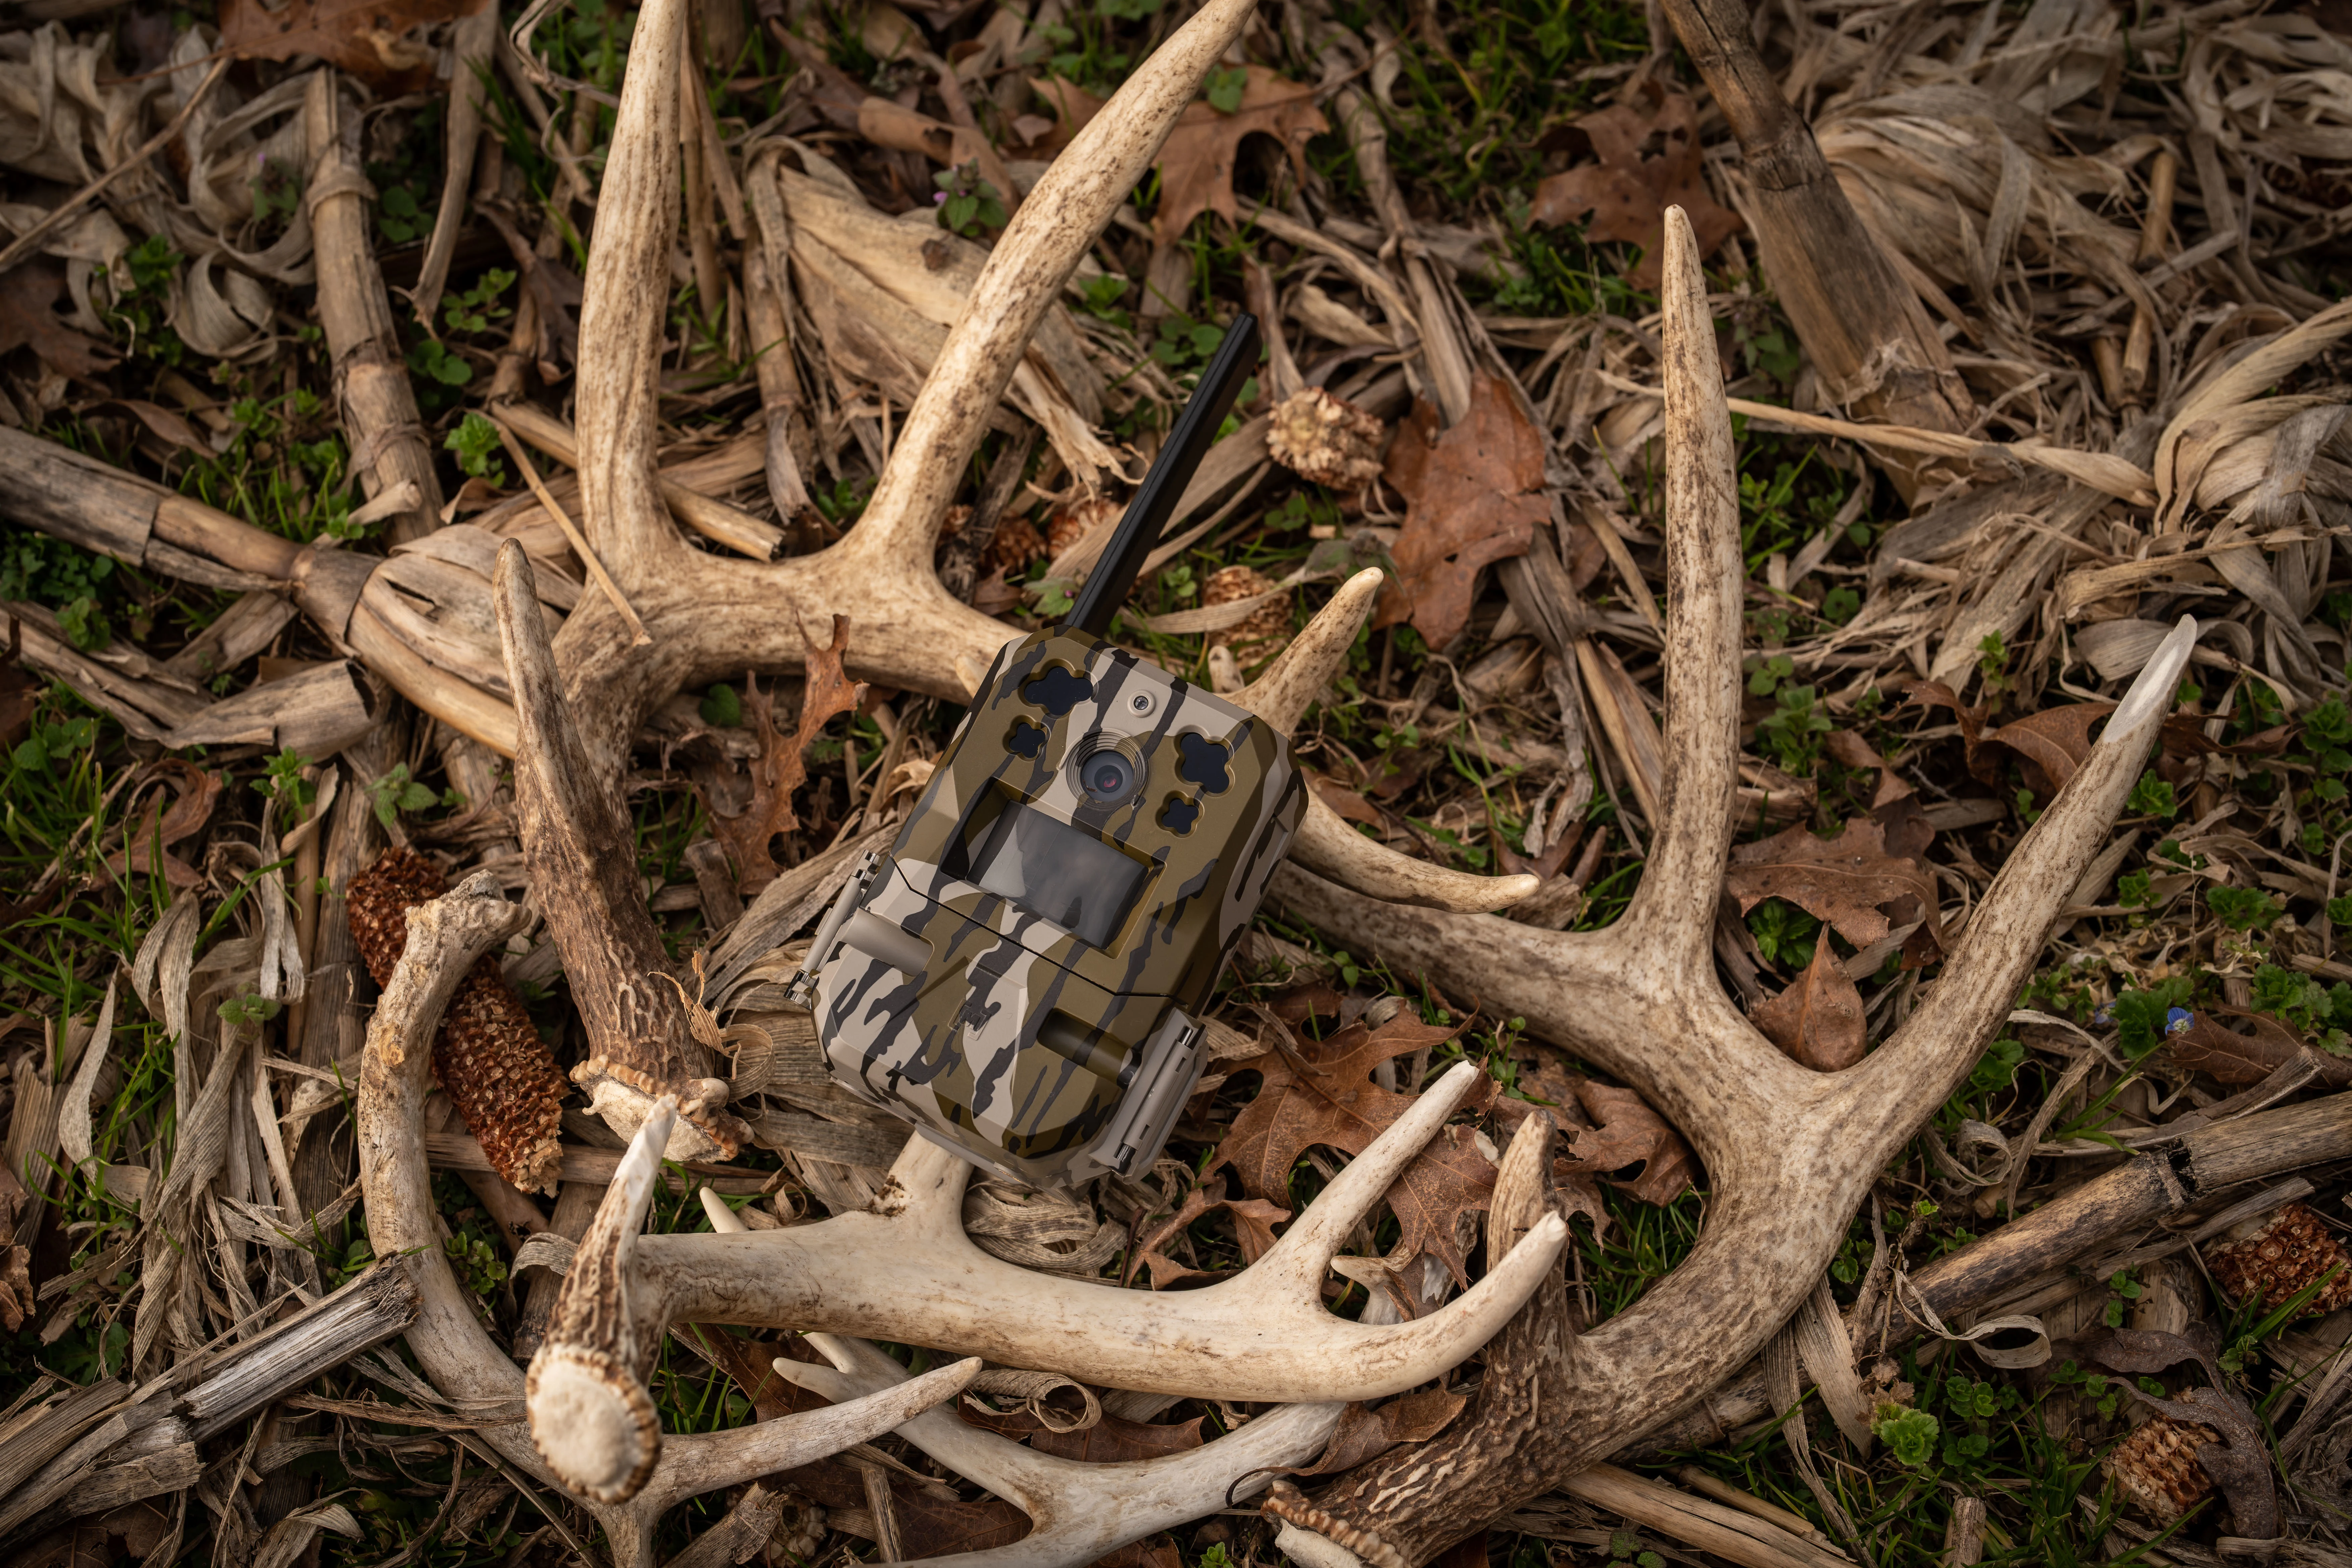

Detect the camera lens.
xmin=1075 ymin=740 xmax=1139 ymax=806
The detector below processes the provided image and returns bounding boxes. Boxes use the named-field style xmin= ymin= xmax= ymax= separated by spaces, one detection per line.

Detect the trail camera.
xmin=788 ymin=317 xmax=1300 ymax=1188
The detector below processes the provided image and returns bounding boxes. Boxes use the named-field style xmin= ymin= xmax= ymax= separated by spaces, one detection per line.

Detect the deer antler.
xmin=1260 ymin=207 xmax=2202 ymax=1563
xmin=354 ymin=871 xmax=981 ymax=1566
xmin=694 ymin=1192 xmax=1348 ymax=1566
xmin=505 ymin=0 xmax=1531 ymax=916
xmin=525 ymin=1055 xmax=1565 ymax=1497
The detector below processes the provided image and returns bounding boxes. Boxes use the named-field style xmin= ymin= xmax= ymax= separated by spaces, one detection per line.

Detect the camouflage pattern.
xmin=809 ymin=628 xmax=1303 ymax=1186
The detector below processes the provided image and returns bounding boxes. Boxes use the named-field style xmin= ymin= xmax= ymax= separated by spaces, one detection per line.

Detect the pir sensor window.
xmin=969 ymin=800 xmax=1149 ymax=949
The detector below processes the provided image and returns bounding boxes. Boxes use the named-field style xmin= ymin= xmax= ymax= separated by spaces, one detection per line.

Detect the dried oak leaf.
xmin=961 ymin=1403 xmax=1207 ymax=1463
xmin=0 ymin=623 xmax=37 ymax=755
xmin=1031 ymin=68 xmax=1326 ymax=243
xmin=1123 ymin=1173 xmax=1292 ymax=1286
xmin=103 ymin=759 xmax=222 ymax=888
xmin=1528 ymin=81 xmax=1741 ymax=289
xmin=1750 ymin=936 xmax=1866 ymax=1071
xmin=1376 ymin=375 xmax=1547 ymax=652
xmin=1263 ymin=1384 xmax=1469 ymax=1483
xmin=2167 ymin=1009 xmax=2352 ymax=1088
xmin=0 ymin=260 xmax=115 ymax=378
xmin=1558 ymin=1079 xmax=1698 ymax=1205
xmin=1208 ymin=1016 xmax=1497 ymax=1285
xmin=702 ymin=616 xmax=869 ymax=893
xmin=218 ymin=0 xmax=487 ymax=89
xmin=1725 ymin=815 xmax=1944 ymax=954
xmin=0 ymin=1163 xmax=30 ymax=1332
xmin=1906 ymin=683 xmax=2119 ymax=795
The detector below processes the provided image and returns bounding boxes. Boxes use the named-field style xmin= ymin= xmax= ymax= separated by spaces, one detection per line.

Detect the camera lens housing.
xmin=1072 ymin=735 xmax=1142 ymax=807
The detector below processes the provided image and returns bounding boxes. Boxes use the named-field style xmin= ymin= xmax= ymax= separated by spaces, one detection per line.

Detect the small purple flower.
xmin=2092 ymin=1002 xmax=2115 ymax=1026
xmin=2165 ymin=1006 xmax=2195 ymax=1036
xmin=933 ymin=191 xmax=948 ymax=204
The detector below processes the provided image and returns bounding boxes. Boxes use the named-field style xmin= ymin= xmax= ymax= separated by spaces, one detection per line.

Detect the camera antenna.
xmin=1065 ymin=312 xmax=1261 ymax=639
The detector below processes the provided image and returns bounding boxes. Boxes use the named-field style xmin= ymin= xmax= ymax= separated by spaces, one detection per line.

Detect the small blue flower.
xmin=2165 ymin=1006 xmax=2195 ymax=1036
xmin=2092 ymin=1002 xmax=2116 ymax=1026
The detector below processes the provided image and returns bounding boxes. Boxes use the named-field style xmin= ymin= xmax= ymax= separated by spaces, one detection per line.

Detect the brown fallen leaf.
xmin=217 ymin=0 xmax=486 ymax=89
xmin=701 ymin=616 xmax=869 ymax=893
xmin=2166 ymin=1010 xmax=2352 ymax=1088
xmin=1031 ymin=68 xmax=1327 ymax=243
xmin=1750 ymin=936 xmax=1867 ymax=1071
xmin=1907 ymin=682 xmax=2121 ymax=795
xmin=1096 ymin=1540 xmax=1184 ymax=1568
xmin=1209 ymin=1015 xmax=1497 ymax=1284
xmin=0 ymin=622 xmax=39 ymax=756
xmin=0 ymin=1163 xmax=30 ymax=1332
xmin=1528 ymin=81 xmax=1742 ymax=288
xmin=1376 ymin=375 xmax=1547 ymax=651
xmin=1724 ymin=815 xmax=1943 ymax=955
xmin=1559 ymin=1079 xmax=1698 ymax=1206
xmin=0 ymin=260 xmax=116 ymax=379
xmin=103 ymin=759 xmax=223 ymax=888
xmin=961 ymin=1403 xmax=1207 ymax=1463
xmin=1261 ymin=1384 xmax=1469 ymax=1482
xmin=1308 ymin=771 xmax=1387 ymax=827
xmin=1124 ymin=1173 xmax=1293 ymax=1286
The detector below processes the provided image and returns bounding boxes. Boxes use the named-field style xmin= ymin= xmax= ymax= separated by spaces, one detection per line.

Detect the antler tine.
xmin=1233 ymin=569 xmax=1540 ymax=913
xmin=838 ymin=0 xmax=1259 ymax=573
xmin=569 ymin=0 xmax=686 ymax=584
xmin=1620 ymin=205 xmax=1746 ymax=968
xmin=1231 ymin=568 xmax=1386 ymax=735
xmin=526 ymin=1095 xmax=677 ymax=1504
xmin=776 ymin=1333 xmax=1346 ymax=1568
xmin=1856 ymin=615 xmax=2198 ymax=1106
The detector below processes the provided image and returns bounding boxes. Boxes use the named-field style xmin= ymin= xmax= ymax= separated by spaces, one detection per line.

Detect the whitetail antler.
xmin=695 ymin=1192 xmax=1348 ymax=1567
xmin=354 ymin=872 xmax=981 ymax=1566
xmin=525 ymin=1057 xmax=1564 ymax=1492
xmin=510 ymin=0 xmax=1530 ymax=915
xmin=1260 ymin=207 xmax=2202 ymax=1563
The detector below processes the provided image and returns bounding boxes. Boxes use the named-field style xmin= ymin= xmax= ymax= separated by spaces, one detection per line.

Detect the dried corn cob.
xmin=2204 ymin=1203 xmax=2352 ymax=1318
xmin=2106 ymin=1415 xmax=2219 ymax=1522
xmin=349 ymin=847 xmax=567 ymax=1195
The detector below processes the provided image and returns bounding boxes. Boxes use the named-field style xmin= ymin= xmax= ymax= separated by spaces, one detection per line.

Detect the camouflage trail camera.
xmin=787 ymin=318 xmax=1295 ymax=1188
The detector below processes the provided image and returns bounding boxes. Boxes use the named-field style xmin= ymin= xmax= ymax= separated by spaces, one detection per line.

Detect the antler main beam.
xmin=1262 ymin=208 xmax=2202 ymax=1562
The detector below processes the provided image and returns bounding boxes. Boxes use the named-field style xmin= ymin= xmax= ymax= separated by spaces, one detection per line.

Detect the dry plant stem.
xmin=1265 ymin=208 xmax=2200 ymax=1561
xmin=488 ymin=415 xmax=654 ymax=643
xmin=412 ymin=5 xmax=502 ymax=327
xmin=356 ymin=874 xmax=985 ymax=1565
xmin=1655 ymin=0 xmax=1968 ymax=498
xmin=304 ymin=72 xmax=445 ymax=547
xmin=0 ymin=58 xmax=229 ymax=277
xmin=492 ymin=400 xmax=783 ymax=560
xmin=491 ymin=541 xmax=739 ymax=1157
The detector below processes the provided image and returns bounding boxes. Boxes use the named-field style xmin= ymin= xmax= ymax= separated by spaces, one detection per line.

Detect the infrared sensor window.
xmin=967 ymin=797 xmax=1150 ymax=949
